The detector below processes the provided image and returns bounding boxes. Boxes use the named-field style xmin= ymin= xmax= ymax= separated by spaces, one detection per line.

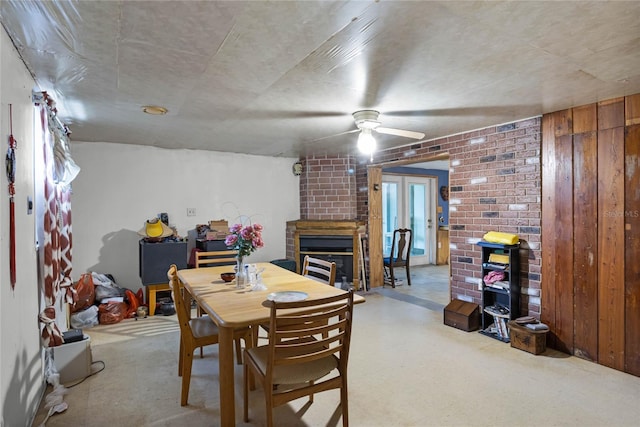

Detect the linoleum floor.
xmin=33 ymin=265 xmax=640 ymax=426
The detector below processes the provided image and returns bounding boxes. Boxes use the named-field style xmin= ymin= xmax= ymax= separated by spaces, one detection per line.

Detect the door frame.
xmin=367 ymin=153 xmax=450 ymax=288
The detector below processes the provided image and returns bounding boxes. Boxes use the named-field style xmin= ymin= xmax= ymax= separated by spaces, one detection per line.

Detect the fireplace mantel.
xmin=286 ymin=220 xmax=366 ymax=290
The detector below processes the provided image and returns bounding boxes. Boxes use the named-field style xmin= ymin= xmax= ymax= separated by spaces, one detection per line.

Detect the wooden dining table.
xmin=177 ymin=261 xmax=365 ymax=427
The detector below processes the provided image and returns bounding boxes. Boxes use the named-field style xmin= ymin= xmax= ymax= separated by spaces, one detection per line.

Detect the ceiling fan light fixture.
xmin=353 ymin=109 xmax=381 ymax=130
xmin=142 ymin=105 xmax=168 ymax=115
xmin=357 ymin=128 xmax=376 ymax=154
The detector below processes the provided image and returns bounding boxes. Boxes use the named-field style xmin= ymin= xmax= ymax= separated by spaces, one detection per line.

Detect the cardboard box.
xmin=207 ymin=220 xmax=229 ymax=240
xmin=444 ymin=299 xmax=480 ymax=332
xmin=508 ymin=321 xmax=547 ymax=354
xmin=206 ymin=231 xmax=227 ymax=240
xmin=209 ymin=220 xmax=228 ymax=230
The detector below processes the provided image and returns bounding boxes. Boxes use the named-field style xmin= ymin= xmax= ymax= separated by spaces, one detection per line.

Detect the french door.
xmin=382 ymin=174 xmax=437 ymax=265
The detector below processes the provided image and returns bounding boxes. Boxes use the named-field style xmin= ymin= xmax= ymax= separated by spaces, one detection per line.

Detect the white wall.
xmin=70 ymin=142 xmax=300 ymax=291
xmin=0 ymin=28 xmax=44 ymax=426
xmin=0 ymin=25 xmax=299 ymax=423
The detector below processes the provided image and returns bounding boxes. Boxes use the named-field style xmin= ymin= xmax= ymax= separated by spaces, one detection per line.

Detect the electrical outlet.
xmin=187 ymin=208 xmax=196 ymax=216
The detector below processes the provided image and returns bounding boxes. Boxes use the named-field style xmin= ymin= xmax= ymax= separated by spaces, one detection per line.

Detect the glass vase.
xmin=235 ymin=256 xmax=247 ymax=289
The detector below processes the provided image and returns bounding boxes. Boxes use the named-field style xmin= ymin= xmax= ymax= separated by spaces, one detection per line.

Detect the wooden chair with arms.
xmin=167 ymin=264 xmax=251 ymax=406
xmin=383 ymin=228 xmax=412 ymax=288
xmin=302 ymin=255 xmax=337 ymax=287
xmin=243 ymin=290 xmax=355 ymax=427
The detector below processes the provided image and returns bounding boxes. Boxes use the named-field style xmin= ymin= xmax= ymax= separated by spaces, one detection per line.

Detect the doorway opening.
xmin=382 ymin=174 xmax=437 ymax=265
xmin=367 ymin=155 xmax=450 ymax=296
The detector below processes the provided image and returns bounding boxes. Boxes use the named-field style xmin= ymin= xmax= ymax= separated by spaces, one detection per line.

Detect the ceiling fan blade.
xmin=376 ymin=127 xmax=425 ymax=140
xmin=384 ymin=105 xmax=532 ymax=117
xmin=307 ymin=128 xmax=359 ymax=143
xmin=240 ymin=109 xmax=347 ymax=119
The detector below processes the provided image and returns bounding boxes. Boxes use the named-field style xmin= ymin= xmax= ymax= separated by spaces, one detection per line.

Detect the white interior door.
xmin=382 ymin=174 xmax=437 ymax=265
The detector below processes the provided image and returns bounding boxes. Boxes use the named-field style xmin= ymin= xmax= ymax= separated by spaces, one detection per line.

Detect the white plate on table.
xmin=266 ymin=291 xmax=308 ymax=302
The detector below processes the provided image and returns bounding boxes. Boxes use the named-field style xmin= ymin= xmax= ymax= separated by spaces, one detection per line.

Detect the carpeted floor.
xmin=33 ymin=265 xmax=640 ymax=426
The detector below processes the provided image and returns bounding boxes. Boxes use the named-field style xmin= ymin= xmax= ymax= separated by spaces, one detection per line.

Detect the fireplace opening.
xmin=299 ymin=235 xmax=354 ymax=283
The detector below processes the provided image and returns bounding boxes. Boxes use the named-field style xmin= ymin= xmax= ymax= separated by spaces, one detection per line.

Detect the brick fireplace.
xmin=286 ymin=219 xmax=365 ymax=289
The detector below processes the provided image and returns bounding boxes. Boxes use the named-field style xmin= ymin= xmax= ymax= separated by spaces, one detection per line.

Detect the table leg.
xmin=146 ymin=286 xmax=156 ymax=316
xmin=219 ymin=325 xmax=236 ymax=426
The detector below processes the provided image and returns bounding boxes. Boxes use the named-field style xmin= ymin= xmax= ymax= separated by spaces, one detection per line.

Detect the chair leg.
xmin=245 ymin=331 xmax=256 ymax=391
xmin=389 ymin=265 xmax=396 ymax=288
xmin=197 ymin=305 xmax=204 ymax=358
xmin=181 ymin=348 xmax=194 ymax=406
xmin=265 ymin=390 xmax=274 ymax=427
xmin=235 ymin=338 xmax=243 ymax=365
xmin=405 ymin=264 xmax=412 ymax=286
xmin=341 ymin=378 xmax=349 ymax=427
xmin=243 ymin=361 xmax=250 ymax=422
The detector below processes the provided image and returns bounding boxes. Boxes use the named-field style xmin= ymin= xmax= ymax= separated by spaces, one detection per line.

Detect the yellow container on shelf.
xmin=488 ymin=253 xmax=510 ymax=264
xmin=482 ymin=231 xmax=519 ymax=245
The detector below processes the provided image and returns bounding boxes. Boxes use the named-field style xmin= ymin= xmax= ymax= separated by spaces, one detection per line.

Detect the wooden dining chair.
xmin=301 ymin=255 xmax=337 ymax=286
xmin=193 ymin=249 xmax=240 ymax=357
xmin=258 ymin=256 xmax=338 ymax=343
xmin=383 ymin=228 xmax=412 ymax=288
xmin=243 ymin=290 xmax=355 ymax=427
xmin=167 ymin=264 xmax=251 ymax=406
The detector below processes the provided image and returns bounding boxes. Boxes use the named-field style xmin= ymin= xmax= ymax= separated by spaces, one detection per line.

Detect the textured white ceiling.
xmin=2 ymin=0 xmax=639 ymax=159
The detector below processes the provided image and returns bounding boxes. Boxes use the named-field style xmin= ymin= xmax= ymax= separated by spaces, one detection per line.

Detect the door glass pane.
xmin=382 ymin=182 xmax=398 ymax=255
xmin=409 ymin=183 xmax=426 ymax=256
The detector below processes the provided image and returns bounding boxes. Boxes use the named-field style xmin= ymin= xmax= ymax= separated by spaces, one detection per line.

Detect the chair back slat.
xmin=276 ymin=303 xmax=347 ymax=326
xmin=301 ymin=255 xmax=337 ymax=286
xmin=195 ymin=250 xmax=238 ymax=268
xmin=274 ymin=344 xmax=341 ymax=366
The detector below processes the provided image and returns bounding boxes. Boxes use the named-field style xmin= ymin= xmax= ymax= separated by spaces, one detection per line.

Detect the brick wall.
xmin=299 ymin=154 xmax=358 ymax=220
xmin=292 ymin=154 xmax=358 ymax=266
xmin=354 ymin=117 xmax=542 ymax=317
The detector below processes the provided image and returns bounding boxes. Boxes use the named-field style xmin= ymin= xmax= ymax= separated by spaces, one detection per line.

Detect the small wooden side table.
xmin=146 ymin=283 xmax=171 ymax=317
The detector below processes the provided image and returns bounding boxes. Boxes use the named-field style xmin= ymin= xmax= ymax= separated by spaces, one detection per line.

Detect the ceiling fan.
xmin=351 ymin=110 xmax=424 ymax=156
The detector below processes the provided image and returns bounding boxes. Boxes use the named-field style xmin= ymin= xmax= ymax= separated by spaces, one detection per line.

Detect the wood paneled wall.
xmin=542 ymin=93 xmax=640 ymax=376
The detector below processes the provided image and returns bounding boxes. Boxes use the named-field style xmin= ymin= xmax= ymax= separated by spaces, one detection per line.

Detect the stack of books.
xmin=484 ymin=304 xmax=510 ymax=339
xmin=514 ymin=316 xmax=549 ymax=331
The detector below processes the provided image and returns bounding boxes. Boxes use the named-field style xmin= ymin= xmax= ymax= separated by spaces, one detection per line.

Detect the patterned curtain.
xmin=34 ymin=92 xmax=77 ymax=347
